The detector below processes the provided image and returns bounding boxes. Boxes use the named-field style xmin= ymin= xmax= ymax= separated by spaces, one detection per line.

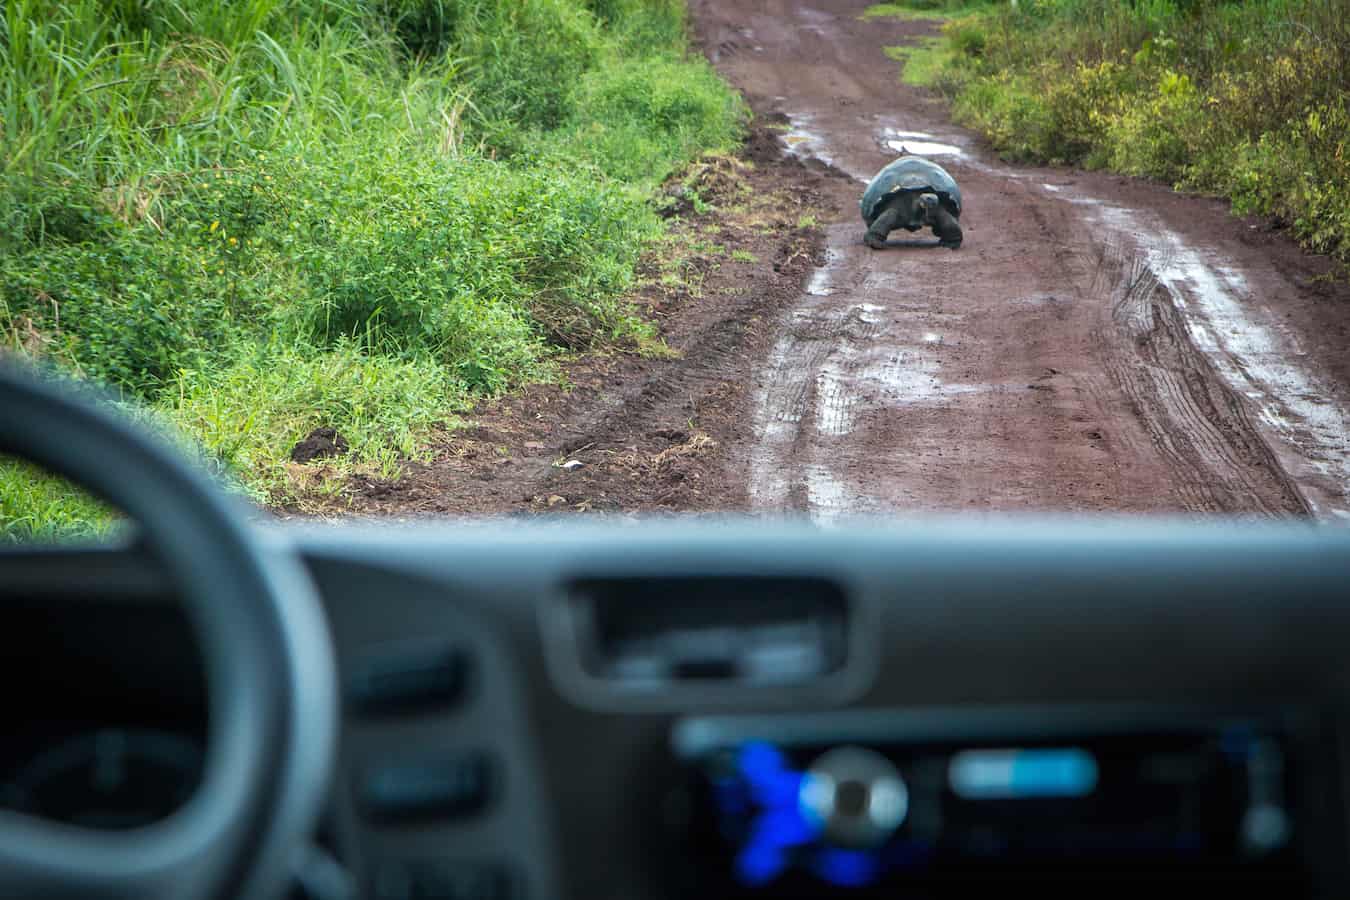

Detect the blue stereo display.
xmin=681 ymin=720 xmax=1305 ymax=897
xmin=947 ymin=747 xmax=1098 ymax=799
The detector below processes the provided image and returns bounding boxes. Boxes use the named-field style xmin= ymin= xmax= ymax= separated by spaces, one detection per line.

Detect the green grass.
xmin=0 ymin=459 xmax=121 ymax=544
xmin=863 ymin=1 xmax=995 ymax=21
xmin=863 ymin=3 xmax=946 ymax=21
xmin=1 ymin=0 xmax=746 ymax=541
xmin=885 ymin=38 xmax=949 ymax=87
xmin=897 ymin=0 xmax=1350 ymax=266
xmin=169 ymin=341 xmax=471 ymax=500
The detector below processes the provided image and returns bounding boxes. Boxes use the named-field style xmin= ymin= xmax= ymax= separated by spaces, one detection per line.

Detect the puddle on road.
xmin=807 ymin=248 xmax=843 ymax=296
xmin=780 ymin=111 xmax=879 ymax=182
xmin=1044 ymin=184 xmax=1101 ymax=206
xmin=873 ymin=119 xmax=1023 ymax=176
xmin=881 ymin=128 xmax=966 ymax=159
xmin=781 ymin=113 xmax=841 ymax=170
xmin=803 ymin=464 xmax=861 ymax=527
xmin=885 ymin=139 xmax=964 ymax=158
xmin=749 ymin=287 xmax=984 ymax=520
xmin=797 ymin=6 xmax=838 ymax=37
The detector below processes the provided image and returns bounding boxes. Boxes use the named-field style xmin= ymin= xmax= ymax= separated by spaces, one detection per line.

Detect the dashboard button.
xmin=359 ymin=753 xmax=491 ymax=822
xmin=373 ymin=861 xmax=517 ymax=900
xmin=347 ymin=643 xmax=467 ymax=715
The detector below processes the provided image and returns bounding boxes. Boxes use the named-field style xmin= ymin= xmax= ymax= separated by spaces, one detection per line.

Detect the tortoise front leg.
xmin=932 ymin=206 xmax=963 ymax=249
xmin=865 ymin=204 xmax=903 ymax=249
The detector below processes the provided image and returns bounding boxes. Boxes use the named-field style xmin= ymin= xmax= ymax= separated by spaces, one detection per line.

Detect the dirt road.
xmin=329 ymin=0 xmax=1350 ymax=524
xmin=689 ymin=0 xmax=1350 ymax=522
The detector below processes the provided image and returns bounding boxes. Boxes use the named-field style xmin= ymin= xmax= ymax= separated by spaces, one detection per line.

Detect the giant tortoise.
xmin=861 ymin=155 xmax=963 ymax=250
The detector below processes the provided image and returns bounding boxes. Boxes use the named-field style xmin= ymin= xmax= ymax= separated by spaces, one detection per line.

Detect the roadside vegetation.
xmin=1 ymin=0 xmax=745 ymax=540
xmin=873 ymin=0 xmax=1350 ymax=267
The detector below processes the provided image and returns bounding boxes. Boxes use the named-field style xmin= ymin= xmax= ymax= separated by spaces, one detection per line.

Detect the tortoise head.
xmin=918 ymin=192 xmax=939 ymax=214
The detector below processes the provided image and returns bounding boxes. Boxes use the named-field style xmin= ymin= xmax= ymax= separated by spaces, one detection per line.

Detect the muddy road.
xmin=327 ymin=0 xmax=1350 ymax=524
xmin=690 ymin=0 xmax=1350 ymax=522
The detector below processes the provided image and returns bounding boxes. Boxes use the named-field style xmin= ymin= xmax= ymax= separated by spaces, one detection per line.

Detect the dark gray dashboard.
xmin=289 ymin=517 xmax=1350 ymax=899
xmin=6 ymin=517 xmax=1350 ymax=898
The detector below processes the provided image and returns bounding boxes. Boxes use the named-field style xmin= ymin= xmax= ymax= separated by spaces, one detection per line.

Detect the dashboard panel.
xmin=292 ymin=518 xmax=1350 ymax=899
xmin=4 ymin=518 xmax=1350 ymax=898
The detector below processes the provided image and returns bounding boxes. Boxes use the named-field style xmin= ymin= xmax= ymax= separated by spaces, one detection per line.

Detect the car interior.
xmin=2 ymin=361 xmax=1348 ymax=899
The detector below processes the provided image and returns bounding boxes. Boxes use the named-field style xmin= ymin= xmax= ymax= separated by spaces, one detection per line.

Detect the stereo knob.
xmin=800 ymin=746 xmax=907 ymax=848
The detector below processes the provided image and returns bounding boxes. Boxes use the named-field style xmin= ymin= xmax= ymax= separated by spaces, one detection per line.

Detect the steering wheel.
xmin=0 ymin=362 xmax=338 ymax=900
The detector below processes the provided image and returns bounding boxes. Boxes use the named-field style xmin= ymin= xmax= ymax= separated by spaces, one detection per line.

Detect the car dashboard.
xmin=4 ymin=518 xmax=1349 ymax=899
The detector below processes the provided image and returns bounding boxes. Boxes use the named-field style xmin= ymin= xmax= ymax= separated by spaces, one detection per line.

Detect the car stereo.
xmin=671 ymin=707 xmax=1344 ymax=897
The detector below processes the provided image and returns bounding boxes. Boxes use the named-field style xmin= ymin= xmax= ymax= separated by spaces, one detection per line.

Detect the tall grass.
xmin=910 ymin=0 xmax=1350 ymax=265
xmin=0 ymin=459 xmax=121 ymax=543
xmin=1 ymin=0 xmax=745 ymax=542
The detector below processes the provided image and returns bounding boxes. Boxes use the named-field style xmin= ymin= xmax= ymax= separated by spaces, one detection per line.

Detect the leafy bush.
xmin=564 ymin=56 xmax=746 ymax=182
xmin=454 ymin=0 xmax=602 ymax=133
xmin=1106 ymin=68 xmax=1205 ymax=182
xmin=948 ymin=21 xmax=987 ymax=57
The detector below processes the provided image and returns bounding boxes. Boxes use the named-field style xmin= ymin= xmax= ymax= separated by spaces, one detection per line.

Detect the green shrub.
xmin=565 ymin=55 xmax=746 ymax=181
xmin=454 ymin=0 xmax=602 ymax=134
xmin=949 ymin=21 xmax=987 ymax=57
xmin=1228 ymin=100 xmax=1350 ymax=261
xmin=375 ymin=0 xmax=462 ymax=60
xmin=581 ymin=0 xmax=687 ymax=51
xmin=1106 ymin=68 xmax=1204 ymax=182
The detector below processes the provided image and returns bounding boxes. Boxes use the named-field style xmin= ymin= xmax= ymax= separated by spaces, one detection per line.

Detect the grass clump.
xmin=899 ymin=0 xmax=1350 ymax=265
xmin=1 ymin=0 xmax=745 ymax=540
xmin=169 ymin=342 xmax=470 ymax=500
xmin=864 ymin=1 xmax=994 ymax=20
xmin=0 ymin=459 xmax=121 ymax=545
xmin=885 ymin=39 xmax=950 ymax=87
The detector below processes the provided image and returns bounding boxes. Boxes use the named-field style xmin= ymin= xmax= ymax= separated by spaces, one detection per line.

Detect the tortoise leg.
xmin=865 ymin=205 xmax=902 ymax=250
xmin=932 ymin=206 xmax=963 ymax=249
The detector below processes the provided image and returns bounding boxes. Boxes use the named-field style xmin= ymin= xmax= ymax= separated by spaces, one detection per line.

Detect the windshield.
xmin=3 ymin=0 xmax=1347 ymax=539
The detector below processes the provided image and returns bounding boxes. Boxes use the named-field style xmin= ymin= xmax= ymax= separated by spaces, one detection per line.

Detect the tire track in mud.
xmin=1091 ymin=239 xmax=1310 ymax=516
